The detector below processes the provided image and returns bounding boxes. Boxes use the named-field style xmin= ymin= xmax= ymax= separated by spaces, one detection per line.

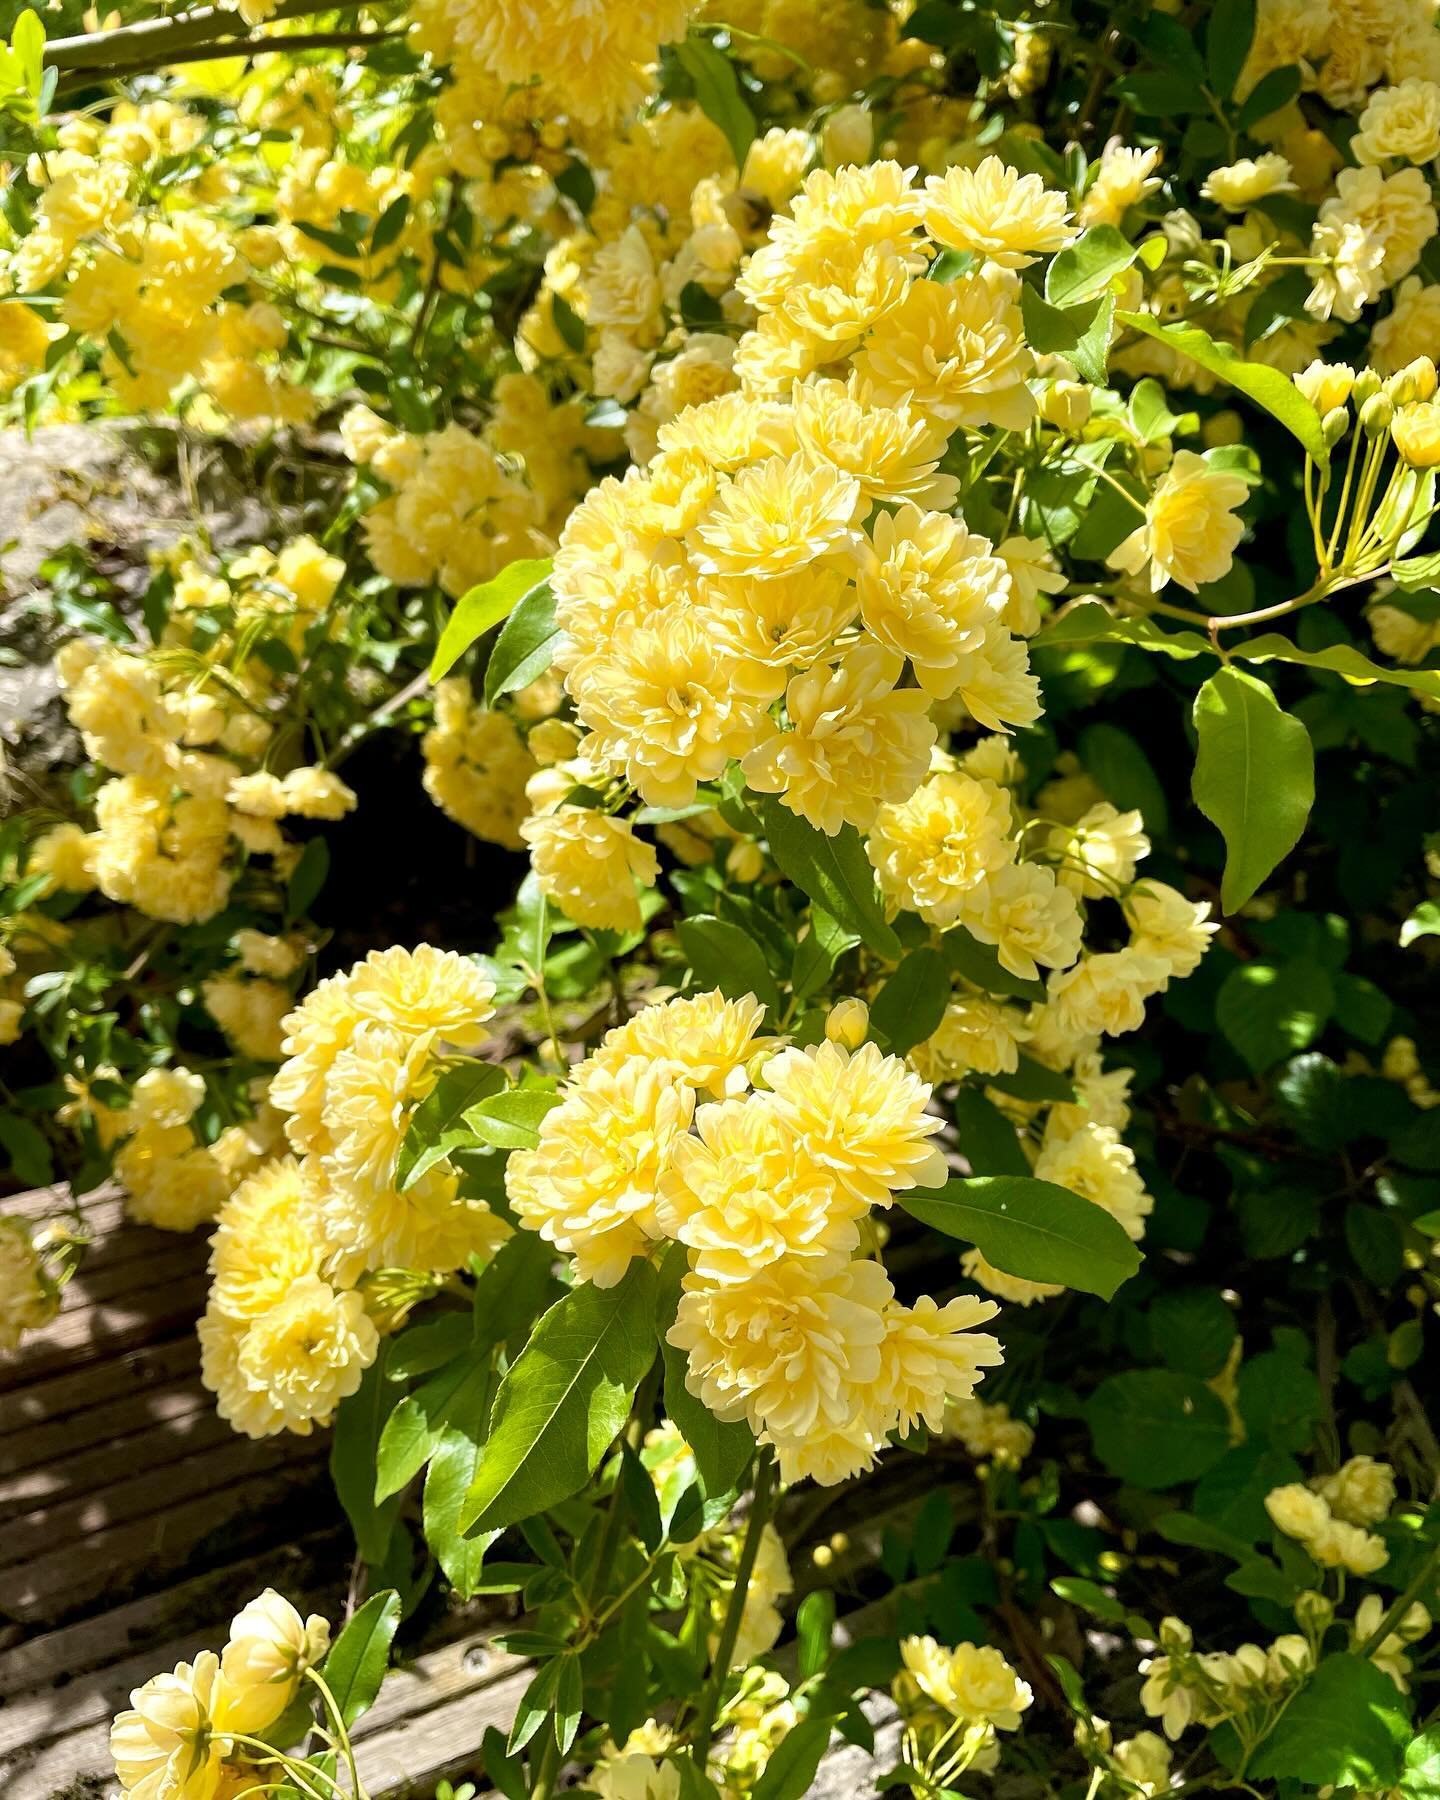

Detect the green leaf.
xmin=430 ymin=558 xmax=553 ymax=682
xmin=464 ymin=1087 xmax=560 ymax=1151
xmin=1215 ymin=961 xmax=1333 ymax=1074
xmin=1400 ymin=1725 xmax=1440 ymax=1800
xmin=1087 ymin=1370 xmax=1232 ymax=1487
xmin=461 ymin=1260 xmax=659 ymax=1533
xmin=1235 ymin=63 xmax=1302 ymax=133
xmin=673 ymin=36 xmax=756 ymax=171
xmin=331 ymin=1353 xmax=403 ymax=1566
xmin=1116 ymin=311 xmax=1327 ymax=461
xmin=285 ymin=837 xmax=330 ymax=921
xmin=370 ymin=192 xmax=410 ymax=253
xmin=320 ymin=1590 xmax=401 ymax=1727
xmin=869 ymin=948 xmax=950 ymax=1055
xmin=1206 ymin=0 xmax=1256 ymax=97
xmin=790 ymin=905 xmax=860 ymax=1001
xmin=0 ymin=1113 xmax=52 ymax=1187
xmin=1045 ymin=225 xmax=1139 ymax=306
xmin=940 ymin=927 xmax=1046 ymax=1001
xmin=901 ymin=1176 xmax=1142 ymax=1299
xmin=483 ymin=578 xmax=558 ymax=706
xmin=751 ymin=1713 xmax=836 ymax=1800
xmin=1402 ymin=901 xmax=1440 ymax=948
xmin=375 ymin=1346 xmax=493 ymax=1502
xmin=661 ymin=1341 xmax=755 ymax=1497
xmin=1078 ymin=721 xmax=1168 ymax=833
xmin=1193 ymin=667 xmax=1314 ymax=912
xmin=1019 ymin=286 xmax=1114 ymax=387
xmin=985 ymin=1053 xmax=1076 ymax=1103
xmin=1150 ymin=1288 xmax=1237 ymax=1378
xmin=757 ymin=796 xmax=900 ymax=958
xmin=676 ymin=915 xmax=780 ymax=1016
xmin=1249 ymin=1655 xmax=1410 ymax=1788
xmin=395 ymin=1060 xmax=506 ymax=1189
xmin=950 ymin=1088 xmax=1029 ymax=1177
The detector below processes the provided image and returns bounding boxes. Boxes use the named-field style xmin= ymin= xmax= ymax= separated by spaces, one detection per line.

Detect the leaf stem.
xmin=1356 ymin=1542 xmax=1440 ymax=1657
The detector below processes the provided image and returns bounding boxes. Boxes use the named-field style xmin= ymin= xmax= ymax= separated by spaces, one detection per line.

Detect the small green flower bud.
xmin=1353 ymin=368 xmax=1382 ymax=406
xmin=1360 ymin=392 xmax=1393 ymax=435
xmin=1322 ymin=406 xmax=1350 ymax=446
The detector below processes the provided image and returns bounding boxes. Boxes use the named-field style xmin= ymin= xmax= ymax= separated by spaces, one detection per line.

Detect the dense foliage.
xmin=3 ymin=0 xmax=1440 ymax=1796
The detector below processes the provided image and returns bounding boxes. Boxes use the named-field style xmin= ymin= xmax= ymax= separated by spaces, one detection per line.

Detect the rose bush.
xmin=1 ymin=0 xmax=1439 ymax=1795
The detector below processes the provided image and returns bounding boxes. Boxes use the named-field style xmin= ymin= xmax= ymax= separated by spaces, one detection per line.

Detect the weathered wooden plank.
xmin=0 ymin=1333 xmax=197 ymax=1438
xmin=2 ymin=1450 xmax=330 ymax=1623
xmin=0 ymin=1272 xmax=210 ymax=1384
xmin=0 ymin=1430 xmax=315 ymax=1568
xmin=0 ymin=1395 xmax=228 ymax=1518
xmin=55 ymin=1237 xmax=207 ymax=1315
xmin=0 ymin=1373 xmax=210 ymax=1479
xmin=0 ymin=1527 xmax=348 ymax=1697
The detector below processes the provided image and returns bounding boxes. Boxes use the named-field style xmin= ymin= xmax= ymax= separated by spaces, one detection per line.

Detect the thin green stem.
xmin=304 ymin=1669 xmax=369 ymax=1800
xmin=1357 ymin=1543 xmax=1440 ymax=1657
xmin=690 ymin=1445 xmax=779 ymax=1764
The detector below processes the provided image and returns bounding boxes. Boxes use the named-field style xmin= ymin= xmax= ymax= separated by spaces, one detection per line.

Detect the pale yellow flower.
xmin=201 ymin=1276 xmax=378 ymax=1438
xmin=912 ymin=996 xmax=1031 ymax=1080
xmin=900 ymin=1638 xmax=1032 ymax=1729
xmin=742 ymin=643 xmax=935 ymax=835
xmin=1079 ymin=144 xmax=1162 ymax=227
xmin=922 ymin=156 xmax=1076 ymax=267
xmin=220 ymin=1589 xmax=330 ymax=1735
xmin=1108 ymin=451 xmax=1249 ymax=593
xmin=853 ymin=265 xmax=1036 ymax=430
xmin=668 ymin=1255 xmax=892 ymax=1440
xmin=962 ymin=860 xmax=1084 ymax=981
xmin=658 ymin=1094 xmax=862 ymax=1281
xmin=1353 ymin=79 xmax=1440 ymax=166
xmin=858 ymin=504 xmax=1010 ymax=697
xmin=1047 ymin=949 xmax=1169 ymax=1039
xmin=867 ymin=770 xmax=1015 ymax=926
xmin=691 ymin=452 xmax=861 ymax=580
xmin=592 ymin=990 xmax=772 ymax=1099
xmin=110 ymin=1652 xmax=228 ymax=1800
xmin=522 ymin=809 xmax=660 ymax=932
xmin=761 ymin=1038 xmax=948 ymax=1206
xmin=1124 ymin=880 xmax=1218 ymax=980
xmin=507 ymin=1054 xmax=695 ymax=1286
xmin=1201 ymin=154 xmax=1296 ymax=209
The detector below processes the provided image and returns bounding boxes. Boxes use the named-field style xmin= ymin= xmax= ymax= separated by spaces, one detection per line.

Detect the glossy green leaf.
xmin=424 ymin=1425 xmax=498 ymax=1596
xmin=661 ymin=1341 xmax=755 ymax=1497
xmin=1045 ymin=225 xmax=1139 ymax=307
xmin=673 ymin=37 xmax=756 ymax=171
xmin=676 ymin=914 xmax=780 ymax=1015
xmin=1206 ymin=0 xmax=1256 ymax=97
xmin=320 ymin=1590 xmax=401 ymax=1727
xmin=902 ymin=1175 xmax=1142 ymax=1298
xmin=869 ymin=948 xmax=950 ymax=1055
xmin=757 ymin=796 xmax=900 ymax=958
xmin=1215 ymin=960 xmax=1333 ymax=1073
xmin=464 ymin=1087 xmax=560 ymax=1151
xmin=950 ymin=1088 xmax=1029 ymax=1177
xmin=395 ymin=1060 xmax=506 ymax=1189
xmin=1193 ymin=666 xmax=1314 ymax=911
xmin=1117 ymin=311 xmax=1327 ymax=460
xmin=1249 ymin=1655 xmax=1410 ymax=1788
xmin=1088 ymin=1370 xmax=1232 ymax=1487
xmin=461 ymin=1259 xmax=658 ymax=1533
xmin=483 ymin=578 xmax=558 ymax=706
xmin=430 ymin=558 xmax=553 ymax=681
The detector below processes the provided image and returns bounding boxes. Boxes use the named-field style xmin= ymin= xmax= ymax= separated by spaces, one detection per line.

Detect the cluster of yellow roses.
xmin=198 ymin=944 xmax=508 ymax=1436
xmin=110 ymin=1588 xmax=331 ymax=1800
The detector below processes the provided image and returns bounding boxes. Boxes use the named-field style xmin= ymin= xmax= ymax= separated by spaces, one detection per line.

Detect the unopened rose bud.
xmin=825 ymin=998 xmax=869 ymax=1048
xmin=822 ymin=103 xmax=874 ymax=169
xmin=1322 ymin=406 xmax=1350 ymax=446
xmin=1353 ymin=368 xmax=1382 ymax=406
xmin=1360 ymin=392 xmax=1393 ymax=436
xmin=1039 ymin=380 xmax=1092 ymax=433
